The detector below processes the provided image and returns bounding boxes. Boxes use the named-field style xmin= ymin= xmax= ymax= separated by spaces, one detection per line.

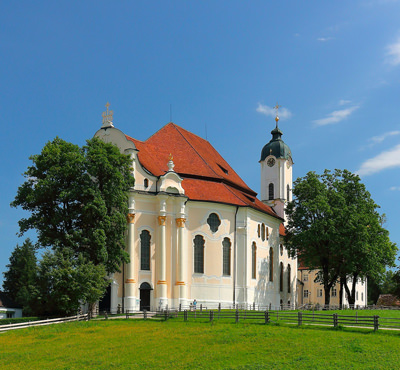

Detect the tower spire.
xmin=273 ymin=103 xmax=281 ymax=128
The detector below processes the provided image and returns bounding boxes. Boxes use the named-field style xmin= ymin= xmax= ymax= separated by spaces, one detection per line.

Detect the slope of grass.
xmin=1 ymin=318 xmax=400 ymax=369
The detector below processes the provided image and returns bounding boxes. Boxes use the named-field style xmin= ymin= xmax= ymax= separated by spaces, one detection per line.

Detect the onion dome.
xmin=260 ymin=116 xmax=292 ymax=162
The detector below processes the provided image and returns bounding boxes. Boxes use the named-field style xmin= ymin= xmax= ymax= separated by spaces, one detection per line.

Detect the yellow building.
xmin=95 ymin=105 xmax=296 ymax=312
xmin=297 ymin=267 xmax=367 ymax=308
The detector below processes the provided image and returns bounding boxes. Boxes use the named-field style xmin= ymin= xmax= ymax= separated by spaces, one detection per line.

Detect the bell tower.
xmin=259 ymin=104 xmax=293 ymax=220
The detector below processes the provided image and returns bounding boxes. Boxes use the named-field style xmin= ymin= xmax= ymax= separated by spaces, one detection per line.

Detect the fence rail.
xmin=0 ymin=314 xmax=88 ymax=332
xmin=154 ymin=309 xmax=399 ymax=332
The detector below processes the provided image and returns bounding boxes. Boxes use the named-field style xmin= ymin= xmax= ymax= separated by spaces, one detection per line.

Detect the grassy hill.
xmin=1 ymin=315 xmax=400 ymax=369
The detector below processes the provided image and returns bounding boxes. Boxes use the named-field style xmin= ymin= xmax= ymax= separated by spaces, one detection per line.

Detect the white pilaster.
xmin=157 ymin=195 xmax=168 ymax=309
xmin=176 ymin=216 xmax=188 ymax=306
xmin=125 ymin=194 xmax=138 ymax=312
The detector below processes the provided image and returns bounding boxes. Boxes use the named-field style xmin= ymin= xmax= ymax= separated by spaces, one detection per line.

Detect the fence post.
xmin=374 ymin=315 xmax=379 ymax=331
xmin=164 ymin=310 xmax=168 ymax=321
xmin=143 ymin=310 xmax=147 ymax=320
xmin=179 ymin=304 xmax=181 ymax=312
xmin=184 ymin=310 xmax=188 ymax=322
xmin=218 ymin=303 xmax=221 ymax=312
xmin=104 ymin=311 xmax=108 ymax=320
xmin=126 ymin=310 xmax=129 ymax=319
xmin=264 ymin=311 xmax=269 ymax=324
xmin=235 ymin=309 xmax=239 ymax=324
xmin=298 ymin=311 xmax=302 ymax=326
xmin=333 ymin=313 xmax=338 ymax=328
xmin=210 ymin=310 xmax=214 ymax=322
xmin=200 ymin=304 xmax=203 ymax=313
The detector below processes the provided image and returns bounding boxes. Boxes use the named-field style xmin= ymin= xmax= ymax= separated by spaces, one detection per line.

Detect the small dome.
xmin=260 ymin=127 xmax=292 ymax=162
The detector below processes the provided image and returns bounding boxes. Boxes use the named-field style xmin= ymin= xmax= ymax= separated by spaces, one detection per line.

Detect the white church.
xmin=95 ymin=104 xmax=297 ymax=312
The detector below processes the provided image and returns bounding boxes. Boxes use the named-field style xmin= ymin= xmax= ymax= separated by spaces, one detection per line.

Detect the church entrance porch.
xmin=139 ymin=282 xmax=152 ymax=311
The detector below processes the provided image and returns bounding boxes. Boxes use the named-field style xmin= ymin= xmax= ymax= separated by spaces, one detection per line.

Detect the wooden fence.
xmin=0 ymin=314 xmax=88 ymax=333
xmin=156 ymin=309 xmax=400 ymax=332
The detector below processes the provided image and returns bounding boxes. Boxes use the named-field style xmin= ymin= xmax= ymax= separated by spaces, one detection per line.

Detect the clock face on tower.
xmin=267 ymin=157 xmax=276 ymax=167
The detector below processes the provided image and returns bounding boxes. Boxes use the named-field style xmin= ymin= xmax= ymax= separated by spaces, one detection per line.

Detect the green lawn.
xmin=1 ymin=317 xmax=400 ymax=369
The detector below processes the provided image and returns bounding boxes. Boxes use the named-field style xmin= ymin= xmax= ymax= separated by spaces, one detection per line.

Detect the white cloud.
xmin=317 ymin=37 xmax=334 ymax=42
xmin=338 ymin=99 xmax=352 ymax=106
xmin=386 ymin=37 xmax=400 ymax=66
xmin=256 ymin=103 xmax=292 ymax=120
xmin=369 ymin=131 xmax=400 ymax=145
xmin=357 ymin=144 xmax=400 ymax=176
xmin=390 ymin=186 xmax=400 ymax=191
xmin=313 ymin=106 xmax=359 ymax=126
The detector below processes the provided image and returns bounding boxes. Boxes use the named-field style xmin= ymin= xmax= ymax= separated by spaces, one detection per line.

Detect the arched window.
xmin=222 ymin=237 xmax=231 ymax=276
xmin=257 ymin=224 xmax=260 ymax=238
xmin=144 ymin=178 xmax=149 ymax=188
xmin=140 ymin=230 xmax=151 ymax=270
xmin=194 ymin=235 xmax=205 ymax=274
xmin=287 ymin=264 xmax=291 ymax=293
xmin=269 ymin=247 xmax=274 ymax=282
xmin=252 ymin=242 xmax=257 ymax=279
xmin=286 ymin=184 xmax=290 ymax=201
xmin=261 ymin=223 xmax=265 ymax=241
xmin=279 ymin=262 xmax=283 ymax=292
xmin=268 ymin=183 xmax=274 ymax=200
xmin=207 ymin=213 xmax=221 ymax=233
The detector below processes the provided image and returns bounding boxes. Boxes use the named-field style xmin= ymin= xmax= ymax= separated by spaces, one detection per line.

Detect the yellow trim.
xmin=175 ymin=281 xmax=185 ymax=286
xmin=157 ymin=280 xmax=167 ymax=285
xmin=158 ymin=216 xmax=166 ymax=226
xmin=175 ymin=218 xmax=186 ymax=228
xmin=125 ymin=279 xmax=136 ymax=283
xmin=127 ymin=213 xmax=136 ymax=224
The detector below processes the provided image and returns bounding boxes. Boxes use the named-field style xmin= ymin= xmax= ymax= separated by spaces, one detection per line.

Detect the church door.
xmin=139 ymin=282 xmax=152 ymax=311
xmin=99 ymin=285 xmax=111 ymax=313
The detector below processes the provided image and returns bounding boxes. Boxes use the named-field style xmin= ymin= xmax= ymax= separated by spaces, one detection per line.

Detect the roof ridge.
xmin=220 ymin=182 xmax=249 ymax=206
xmin=171 ymin=124 xmax=225 ymax=181
xmin=179 ymin=173 xmax=257 ymax=196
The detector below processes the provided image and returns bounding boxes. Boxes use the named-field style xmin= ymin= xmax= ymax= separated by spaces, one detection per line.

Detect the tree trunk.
xmin=324 ymin=282 xmax=331 ymax=306
xmin=344 ymin=282 xmax=354 ymax=306
xmin=339 ymin=276 xmax=345 ymax=309
xmin=350 ymin=274 xmax=358 ymax=306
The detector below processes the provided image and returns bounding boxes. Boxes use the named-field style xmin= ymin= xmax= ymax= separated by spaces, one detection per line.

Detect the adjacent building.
xmin=0 ymin=292 xmax=23 ymax=319
xmin=297 ymin=267 xmax=368 ymax=308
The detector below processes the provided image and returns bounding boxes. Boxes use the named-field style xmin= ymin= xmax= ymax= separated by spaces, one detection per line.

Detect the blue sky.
xmin=1 ymin=1 xmax=400 ymax=285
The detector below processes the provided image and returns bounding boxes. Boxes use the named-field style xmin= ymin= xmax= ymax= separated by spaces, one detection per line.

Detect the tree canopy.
xmin=2 ymin=239 xmax=38 ymax=315
xmin=10 ymin=137 xmax=134 ymax=315
xmin=285 ymin=169 xmax=397 ymax=306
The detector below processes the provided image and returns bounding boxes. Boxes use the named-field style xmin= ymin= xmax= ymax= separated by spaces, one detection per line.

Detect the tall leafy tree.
xmin=2 ymin=239 xmax=38 ymax=315
xmin=11 ymin=137 xmax=134 ymax=315
xmin=285 ymin=169 xmax=397 ymax=306
xmin=35 ymin=250 xmax=109 ymax=316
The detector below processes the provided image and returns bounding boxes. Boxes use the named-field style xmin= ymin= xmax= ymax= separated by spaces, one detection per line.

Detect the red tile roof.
xmin=279 ymin=223 xmax=286 ymax=236
xmin=126 ymin=122 xmax=281 ymax=220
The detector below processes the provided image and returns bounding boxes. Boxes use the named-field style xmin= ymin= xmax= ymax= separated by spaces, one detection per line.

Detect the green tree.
xmin=368 ymin=270 xmax=398 ymax=304
xmin=285 ymin=169 xmax=397 ymax=306
xmin=2 ymin=239 xmax=38 ymax=315
xmin=11 ymin=137 xmax=134 ymax=315
xmin=35 ymin=250 xmax=109 ymax=316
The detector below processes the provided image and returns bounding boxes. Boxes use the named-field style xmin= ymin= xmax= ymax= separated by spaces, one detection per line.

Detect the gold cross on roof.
xmin=102 ymin=102 xmax=114 ymax=125
xmin=274 ymin=103 xmax=281 ymax=127
xmin=274 ymin=103 xmax=281 ymax=116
